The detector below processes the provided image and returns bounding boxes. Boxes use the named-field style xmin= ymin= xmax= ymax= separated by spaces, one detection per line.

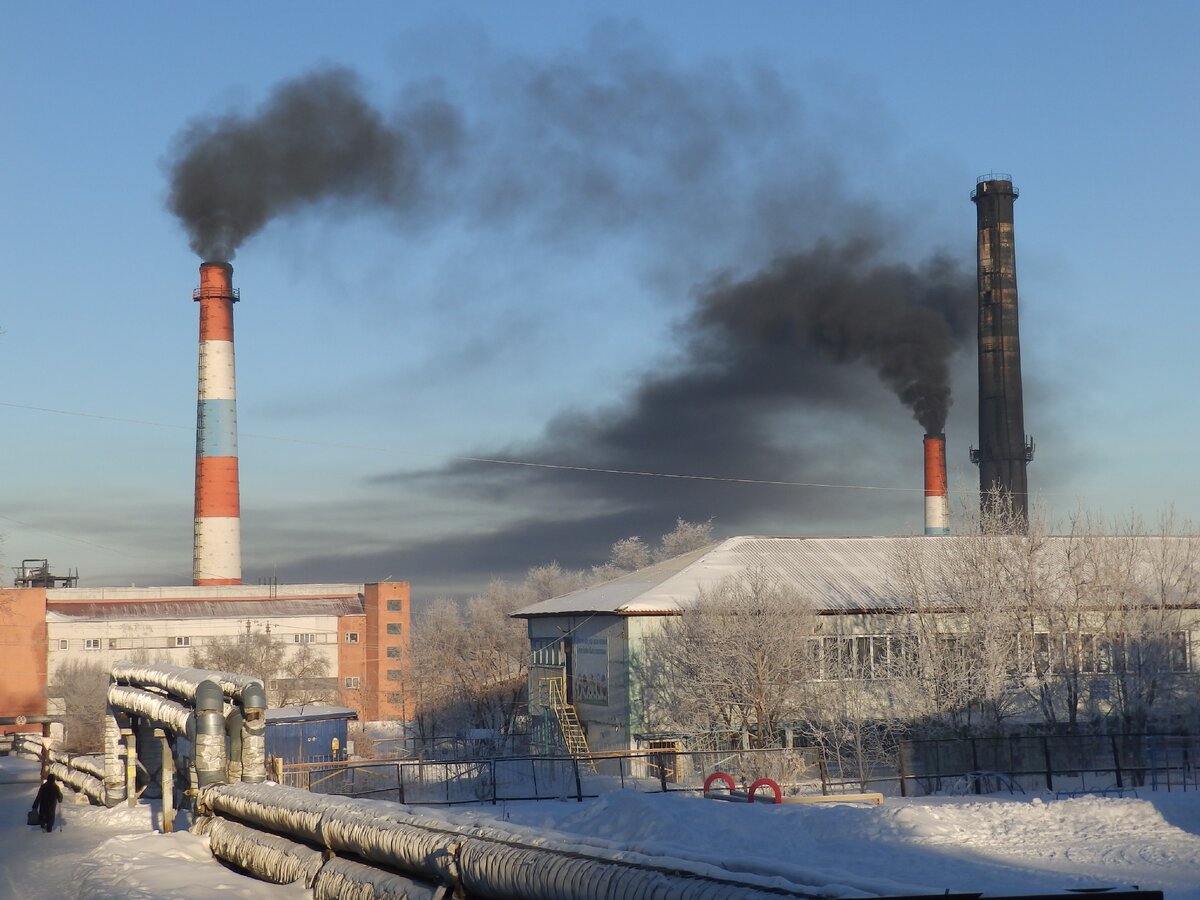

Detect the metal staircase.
xmin=542 ymin=675 xmax=595 ymax=771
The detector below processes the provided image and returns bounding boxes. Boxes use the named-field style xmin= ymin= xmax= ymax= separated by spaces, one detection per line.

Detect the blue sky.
xmin=2 ymin=3 xmax=1198 ymax=598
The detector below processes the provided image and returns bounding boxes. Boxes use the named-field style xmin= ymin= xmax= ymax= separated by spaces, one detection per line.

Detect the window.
xmin=345 ymin=632 xmax=359 ymax=644
xmin=386 ymin=646 xmax=401 ymax=659
xmin=84 ymin=638 xmax=101 ymax=651
xmin=1169 ymin=632 xmax=1190 ymax=673
xmin=58 ymin=639 xmax=69 ymax=651
xmin=295 ymin=633 xmax=316 ymax=644
xmin=387 ymin=600 xmax=402 ymax=612
xmin=344 ymin=676 xmax=361 ymax=689
xmin=386 ymin=669 xmax=402 ymax=681
xmin=174 ymin=636 xmax=191 ymax=648
xmin=531 ymin=637 xmax=563 ymax=667
xmin=386 ymin=623 xmax=401 ymax=636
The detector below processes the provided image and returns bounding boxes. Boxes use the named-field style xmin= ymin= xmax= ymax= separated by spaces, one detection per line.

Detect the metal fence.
xmin=281 ymin=747 xmax=832 ymax=805
xmin=282 ymin=733 xmax=1200 ymax=805
xmin=898 ymin=733 xmax=1200 ymax=797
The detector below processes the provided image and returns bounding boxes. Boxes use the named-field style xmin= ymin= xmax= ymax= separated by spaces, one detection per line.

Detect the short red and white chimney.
xmin=924 ymin=433 xmax=950 ymax=536
xmin=193 ymin=262 xmax=242 ymax=585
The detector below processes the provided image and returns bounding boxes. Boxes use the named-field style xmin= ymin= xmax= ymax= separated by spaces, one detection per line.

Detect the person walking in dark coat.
xmin=31 ymin=774 xmax=63 ymax=832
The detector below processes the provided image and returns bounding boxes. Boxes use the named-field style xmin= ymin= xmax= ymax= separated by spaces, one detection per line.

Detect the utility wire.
xmin=0 ymin=399 xmax=931 ymax=495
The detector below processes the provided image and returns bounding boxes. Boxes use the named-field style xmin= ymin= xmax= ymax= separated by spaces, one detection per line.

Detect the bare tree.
xmin=51 ymin=659 xmax=109 ymax=752
xmin=640 ymin=567 xmax=818 ymax=747
xmin=190 ymin=632 xmax=282 ymax=688
xmin=190 ymin=631 xmax=332 ymax=707
xmin=409 ymin=579 xmax=534 ymax=750
xmin=273 ymin=642 xmax=335 ymax=707
xmin=591 ymin=536 xmax=651 ymax=582
xmin=1098 ymin=512 xmax=1199 ymax=731
xmin=654 ymin=517 xmax=715 ymax=562
xmin=889 ymin=500 xmax=1027 ymax=737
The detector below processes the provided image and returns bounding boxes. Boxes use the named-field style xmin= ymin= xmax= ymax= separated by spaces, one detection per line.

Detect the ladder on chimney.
xmin=542 ymin=675 xmax=595 ymax=771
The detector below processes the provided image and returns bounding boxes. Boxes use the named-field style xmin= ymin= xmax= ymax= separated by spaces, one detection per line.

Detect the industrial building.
xmin=1 ymin=262 xmax=414 ymax=736
xmin=1 ymin=577 xmax=411 ymax=730
xmin=515 ymin=535 xmax=1200 ymax=756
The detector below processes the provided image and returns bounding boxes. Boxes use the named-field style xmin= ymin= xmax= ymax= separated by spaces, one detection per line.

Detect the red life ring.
xmin=748 ymin=778 xmax=781 ymax=804
xmin=703 ymin=771 xmax=736 ymax=793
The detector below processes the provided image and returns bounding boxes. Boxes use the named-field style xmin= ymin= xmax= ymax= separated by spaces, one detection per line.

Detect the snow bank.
xmin=74 ymin=831 xmax=307 ymax=899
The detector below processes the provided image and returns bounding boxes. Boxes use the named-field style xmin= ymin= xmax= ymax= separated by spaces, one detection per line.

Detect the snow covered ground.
xmin=3 ymin=753 xmax=1200 ymax=899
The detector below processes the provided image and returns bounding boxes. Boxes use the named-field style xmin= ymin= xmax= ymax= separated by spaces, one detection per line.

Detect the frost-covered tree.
xmin=51 ymin=659 xmax=109 ymax=752
xmin=640 ymin=567 xmax=818 ymax=747
xmin=190 ymin=632 xmax=332 ymax=707
xmin=655 ymin=517 xmax=715 ymax=561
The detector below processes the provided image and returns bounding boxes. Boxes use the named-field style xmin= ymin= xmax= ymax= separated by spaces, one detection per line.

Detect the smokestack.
xmin=970 ymin=174 xmax=1033 ymax=524
xmin=923 ymin=433 xmax=950 ymax=536
xmin=193 ymin=262 xmax=242 ymax=585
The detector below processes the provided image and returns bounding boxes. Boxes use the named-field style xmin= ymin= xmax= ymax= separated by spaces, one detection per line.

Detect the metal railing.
xmin=281 ymin=732 xmax=1200 ymax=804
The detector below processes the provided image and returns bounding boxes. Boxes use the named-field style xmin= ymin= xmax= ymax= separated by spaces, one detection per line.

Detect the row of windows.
xmin=344 ymin=626 xmax=404 ymax=640
xmin=342 ymin=670 xmax=404 ymax=689
xmin=531 ymin=633 xmax=1192 ymax=682
xmin=59 ymin=629 xmax=403 ymax=651
xmin=813 ymin=632 xmax=1191 ymax=681
xmin=60 ymin=633 xmax=338 ymax=651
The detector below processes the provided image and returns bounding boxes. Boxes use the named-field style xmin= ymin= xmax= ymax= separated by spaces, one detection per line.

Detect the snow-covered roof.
xmin=46 ymin=583 xmax=365 ymax=602
xmin=514 ymin=536 xmax=926 ymax=617
xmin=513 ymin=534 xmax=1200 ymax=618
xmin=46 ymin=597 xmax=365 ymax=622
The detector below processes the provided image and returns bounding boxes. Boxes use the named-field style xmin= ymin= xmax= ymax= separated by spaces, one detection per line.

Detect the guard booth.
xmin=265 ymin=706 xmax=356 ymax=765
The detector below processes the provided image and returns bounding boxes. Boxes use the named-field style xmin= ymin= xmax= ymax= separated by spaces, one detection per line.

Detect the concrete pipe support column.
xmin=103 ymin=702 xmax=128 ymax=806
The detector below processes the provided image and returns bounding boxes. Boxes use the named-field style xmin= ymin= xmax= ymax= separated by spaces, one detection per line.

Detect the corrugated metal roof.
xmin=511 ymin=543 xmax=717 ymax=617
xmin=513 ymin=534 xmax=1200 ymax=617
xmin=46 ymin=597 xmax=365 ymax=622
xmin=47 ymin=583 xmax=366 ymax=602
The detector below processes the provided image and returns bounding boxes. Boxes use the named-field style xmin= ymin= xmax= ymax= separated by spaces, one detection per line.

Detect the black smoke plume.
xmin=168 ymin=29 xmax=977 ymax=579
xmin=167 ymin=68 xmax=461 ymax=262
xmin=421 ymin=237 xmax=973 ymax=511
xmin=693 ymin=239 xmax=972 ymax=435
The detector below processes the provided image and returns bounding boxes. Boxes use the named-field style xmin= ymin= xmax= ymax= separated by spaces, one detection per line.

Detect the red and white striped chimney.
xmin=924 ymin=433 xmax=950 ymax=536
xmin=193 ymin=262 xmax=242 ymax=585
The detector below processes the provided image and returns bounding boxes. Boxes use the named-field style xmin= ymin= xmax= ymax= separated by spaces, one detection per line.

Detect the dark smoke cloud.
xmin=167 ymin=30 xmax=860 ymax=266
xmin=167 ymin=68 xmax=461 ymax=261
xmin=692 ymin=238 xmax=973 ymax=434
xmin=411 ymin=237 xmax=973 ymax=511
xmin=168 ymin=27 xmax=978 ymax=589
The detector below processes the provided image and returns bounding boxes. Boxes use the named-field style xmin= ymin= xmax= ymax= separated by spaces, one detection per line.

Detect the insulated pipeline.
xmin=48 ymin=750 xmax=105 ymax=780
xmin=195 ymin=817 xmax=326 ymax=887
xmin=107 ymin=685 xmax=194 ymax=736
xmin=313 ymin=857 xmax=445 ymax=900
xmin=111 ymin=662 xmax=264 ymax=705
xmin=47 ymin=761 xmax=106 ymax=805
xmin=199 ymin=783 xmax=817 ymax=900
